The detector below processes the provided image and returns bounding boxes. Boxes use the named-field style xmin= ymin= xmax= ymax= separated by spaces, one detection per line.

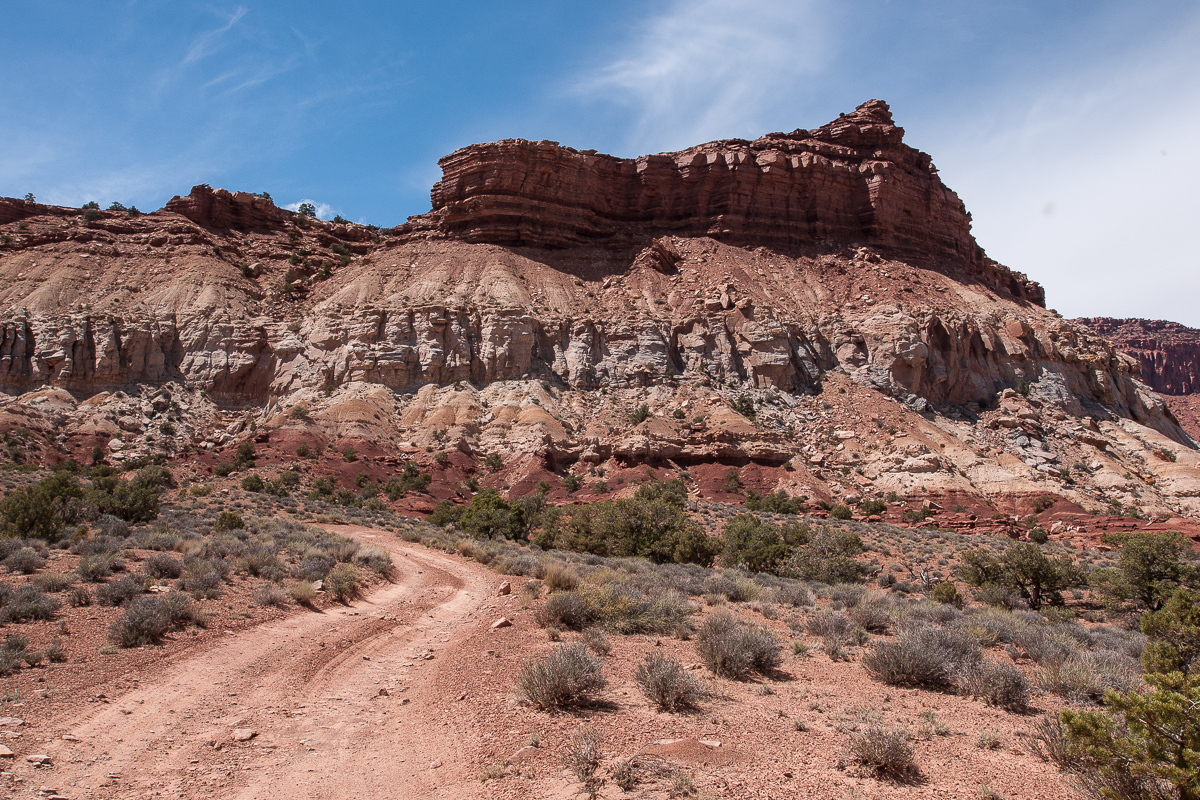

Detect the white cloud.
xmin=572 ymin=0 xmax=831 ymax=152
xmin=283 ymin=199 xmax=336 ymax=220
xmin=927 ymin=12 xmax=1200 ymax=326
xmin=183 ymin=6 xmax=248 ymax=65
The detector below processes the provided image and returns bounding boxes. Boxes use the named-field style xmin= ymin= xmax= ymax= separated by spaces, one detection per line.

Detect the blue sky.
xmin=3 ymin=1 xmax=1198 ymax=324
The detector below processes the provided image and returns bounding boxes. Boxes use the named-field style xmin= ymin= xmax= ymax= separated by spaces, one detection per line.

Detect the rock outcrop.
xmin=407 ymin=101 xmax=1044 ymax=307
xmin=0 ymin=100 xmax=1197 ymax=519
xmin=1075 ymin=318 xmax=1200 ymax=396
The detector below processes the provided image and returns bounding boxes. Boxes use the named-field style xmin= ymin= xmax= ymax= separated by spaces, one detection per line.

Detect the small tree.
xmin=960 ymin=543 xmax=1084 ymax=611
xmin=1141 ymin=588 xmax=1200 ymax=677
xmin=298 ymin=202 xmax=317 ymax=217
xmin=1097 ymin=531 xmax=1197 ymax=611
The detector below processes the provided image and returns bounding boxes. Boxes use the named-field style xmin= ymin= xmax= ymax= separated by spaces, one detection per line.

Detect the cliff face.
xmin=1075 ymin=318 xmax=1200 ymax=396
xmin=0 ymin=101 xmax=1191 ymax=458
xmin=410 ymin=101 xmax=1043 ymax=307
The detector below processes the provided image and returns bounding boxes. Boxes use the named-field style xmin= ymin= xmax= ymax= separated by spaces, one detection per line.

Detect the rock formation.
xmin=1075 ymin=318 xmax=1200 ymax=396
xmin=0 ymin=100 xmax=1197 ymax=520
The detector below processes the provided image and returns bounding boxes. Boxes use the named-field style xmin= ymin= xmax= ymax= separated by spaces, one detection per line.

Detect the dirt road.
xmin=27 ymin=528 xmax=500 ymax=800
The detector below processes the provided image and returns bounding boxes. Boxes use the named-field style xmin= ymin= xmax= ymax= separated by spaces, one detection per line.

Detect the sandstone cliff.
xmin=0 ymin=101 xmax=1197 ymax=520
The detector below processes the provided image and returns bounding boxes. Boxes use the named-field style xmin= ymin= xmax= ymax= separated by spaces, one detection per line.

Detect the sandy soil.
xmin=7 ymin=526 xmax=1081 ymax=800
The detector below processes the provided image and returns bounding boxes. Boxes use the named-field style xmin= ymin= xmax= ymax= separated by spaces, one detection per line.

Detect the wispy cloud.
xmin=571 ymin=0 xmax=832 ymax=152
xmin=183 ymin=6 xmax=247 ymax=65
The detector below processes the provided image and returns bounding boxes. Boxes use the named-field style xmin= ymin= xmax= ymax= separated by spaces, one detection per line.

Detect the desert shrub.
xmin=76 ymin=554 xmax=115 ymax=582
xmin=563 ymin=723 xmax=603 ymax=793
xmin=703 ymin=572 xmax=761 ymax=603
xmin=32 ymin=571 xmax=74 ymax=592
xmin=0 ymin=584 xmax=59 ymax=622
xmin=289 ymin=580 xmax=317 ymax=604
xmin=744 ymin=490 xmax=802 ymax=515
xmin=858 ymin=498 xmax=887 ymax=516
xmin=325 ymin=563 xmax=360 ymax=601
xmin=788 ymin=528 xmax=867 ymax=584
xmin=772 ymin=582 xmax=815 ymax=607
xmin=68 ymin=584 xmax=92 ymax=607
xmin=730 ymin=394 xmax=755 ymax=420
xmin=142 ymin=552 xmax=183 ymax=579
xmin=239 ymin=549 xmax=285 ymax=581
xmin=0 ymin=649 xmax=20 ymax=676
xmin=930 ymin=581 xmax=964 ymax=608
xmin=45 ymin=639 xmax=67 ymax=663
xmin=96 ymin=574 xmax=145 ymax=607
xmin=163 ymin=591 xmax=203 ymax=629
xmin=722 ymin=514 xmax=799 ymax=573
xmin=353 ymin=546 xmax=393 ymax=575
xmin=4 ymin=546 xmax=45 ymax=574
xmin=1139 ymin=587 xmax=1199 ymax=676
xmin=240 ymin=474 xmax=265 ymax=492
xmin=296 ymin=554 xmax=334 ymax=582
xmin=959 ymin=543 xmax=1085 ymax=611
xmin=849 ymin=724 xmax=920 ymax=783
xmin=0 ymin=471 xmax=84 ymax=541
xmin=534 ymin=481 xmax=718 ymax=566
xmin=957 ymin=659 xmax=1029 ymax=711
xmin=829 ymin=504 xmax=852 ymax=520
xmin=177 ymin=559 xmax=225 ymax=598
xmin=537 ymin=590 xmax=596 ymax=630
xmin=110 ymin=596 xmax=171 ymax=646
xmin=863 ymin=625 xmax=980 ymax=689
xmin=253 ymin=583 xmax=289 ymax=607
xmin=214 ymin=511 xmax=244 ymax=532
xmin=1036 ymin=650 xmax=1143 ymax=704
xmin=544 ymin=561 xmax=580 ymax=591
xmin=849 ymin=593 xmax=894 ymax=633
xmin=634 ymin=651 xmax=704 ymax=711
xmin=1094 ymin=530 xmax=1198 ymax=612
xmin=830 ymin=583 xmax=867 ymax=608
xmin=516 ymin=643 xmax=606 ymax=710
xmin=213 ymin=462 xmax=236 ymax=477
xmin=695 ymin=613 xmax=782 ymax=679
xmin=88 ymin=473 xmax=162 ymax=523
xmin=581 ymin=627 xmax=611 ymax=656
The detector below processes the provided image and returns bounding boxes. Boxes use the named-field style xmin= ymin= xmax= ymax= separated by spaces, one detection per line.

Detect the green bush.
xmin=1095 ymin=530 xmax=1197 ymax=611
xmin=829 ymin=504 xmax=852 ymax=520
xmin=240 ymin=474 xmax=265 ymax=492
xmin=787 ymin=528 xmax=866 ymax=584
xmin=930 ymin=582 xmax=964 ymax=608
xmin=214 ymin=511 xmax=244 ymax=532
xmin=858 ymin=498 xmax=887 ymax=516
xmin=1140 ymin=587 xmax=1200 ymax=676
xmin=213 ymin=462 xmax=235 ymax=477
xmin=731 ymin=395 xmax=756 ymax=420
xmin=534 ymin=482 xmax=717 ymax=566
xmin=722 ymin=514 xmax=800 ymax=573
xmin=744 ymin=490 xmax=802 ymax=514
xmin=0 ymin=472 xmax=83 ymax=540
xmin=959 ymin=543 xmax=1084 ymax=610
xmin=722 ymin=469 xmax=742 ymax=494
xmin=629 ymin=404 xmax=651 ymax=424
xmin=458 ymin=490 xmax=527 ymax=540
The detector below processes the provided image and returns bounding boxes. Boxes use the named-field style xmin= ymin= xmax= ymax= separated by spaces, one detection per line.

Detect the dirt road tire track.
xmin=33 ymin=528 xmax=496 ymax=800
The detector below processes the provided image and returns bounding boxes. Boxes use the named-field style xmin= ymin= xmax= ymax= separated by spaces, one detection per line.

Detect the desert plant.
xmin=32 ymin=571 xmax=74 ymax=592
xmin=563 ymin=723 xmax=603 ymax=796
xmin=849 ymin=724 xmax=920 ymax=782
xmin=544 ymin=561 xmax=580 ymax=592
xmin=695 ymin=613 xmax=782 ymax=680
xmin=325 ymin=563 xmax=360 ymax=601
xmin=634 ymin=651 xmax=704 ymax=711
xmin=829 ymin=504 xmax=852 ymax=520
xmin=67 ymin=584 xmax=92 ymax=607
xmin=289 ymin=580 xmax=317 ymax=604
xmin=45 ymin=639 xmax=67 ymax=663
xmin=96 ymin=575 xmax=145 ymax=607
xmin=214 ymin=511 xmax=244 ymax=532
xmin=862 ymin=625 xmax=980 ymax=689
xmin=143 ymin=552 xmax=183 ymax=579
xmin=353 ymin=546 xmax=393 ymax=575
xmin=110 ymin=596 xmax=172 ymax=646
xmin=253 ymin=583 xmax=289 ymax=607
xmin=4 ymin=547 xmax=45 ymax=574
xmin=581 ymin=627 xmax=611 ymax=656
xmin=957 ymin=658 xmax=1029 ymax=711
xmin=516 ymin=643 xmax=607 ymax=710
